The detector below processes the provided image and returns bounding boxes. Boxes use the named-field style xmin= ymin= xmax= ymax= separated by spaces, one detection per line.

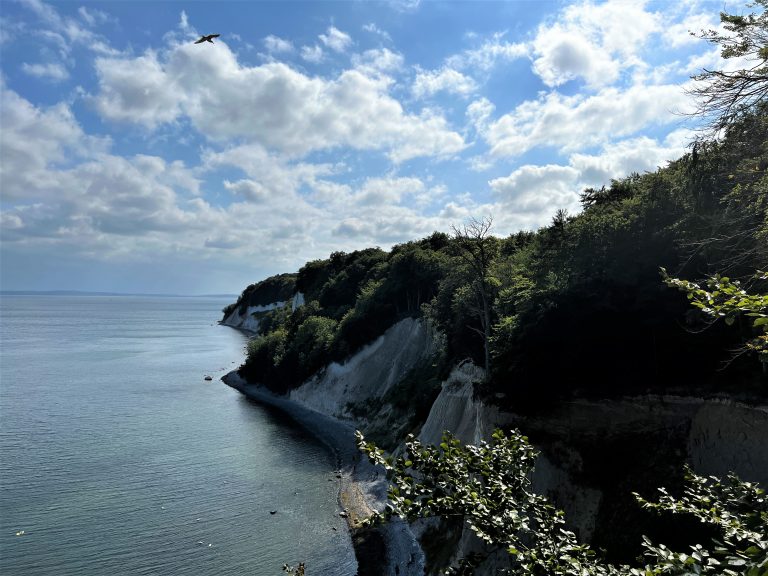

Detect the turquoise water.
xmin=0 ymin=295 xmax=355 ymax=575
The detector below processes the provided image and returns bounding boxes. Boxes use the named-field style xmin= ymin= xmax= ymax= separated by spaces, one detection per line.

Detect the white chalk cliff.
xmin=221 ymin=298 xmax=295 ymax=332
xmin=290 ymin=317 xmax=439 ymax=422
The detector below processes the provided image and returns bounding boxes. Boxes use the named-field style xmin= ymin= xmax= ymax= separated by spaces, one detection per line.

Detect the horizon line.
xmin=0 ymin=290 xmax=238 ymax=298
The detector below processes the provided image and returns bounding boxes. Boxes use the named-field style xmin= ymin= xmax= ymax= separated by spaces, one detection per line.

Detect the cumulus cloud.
xmin=489 ymin=131 xmax=691 ymax=224
xmin=532 ymin=26 xmax=619 ymax=87
xmin=466 ymin=97 xmax=495 ymax=137
xmin=21 ymin=61 xmax=69 ymax=81
xmin=92 ymin=52 xmax=184 ymax=127
xmin=530 ymin=0 xmax=661 ymax=88
xmin=446 ymin=32 xmax=528 ymax=72
xmin=0 ymin=86 xmax=107 ymax=200
xmin=352 ymin=48 xmax=404 ymax=76
xmin=490 ymin=164 xmax=581 ymax=215
xmin=203 ymin=143 xmax=341 ymax=199
xmin=264 ymin=34 xmax=294 ymax=53
xmin=354 ymin=176 xmax=426 ymax=206
xmin=485 ymin=83 xmax=692 ymax=158
xmin=301 ymin=44 xmax=324 ymax=63
xmin=412 ymin=67 xmax=477 ymax=99
xmin=91 ymin=44 xmax=465 ymax=162
xmin=319 ymin=26 xmax=352 ymax=53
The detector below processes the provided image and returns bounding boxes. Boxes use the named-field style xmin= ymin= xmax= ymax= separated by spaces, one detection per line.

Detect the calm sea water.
xmin=0 ymin=295 xmax=356 ymax=576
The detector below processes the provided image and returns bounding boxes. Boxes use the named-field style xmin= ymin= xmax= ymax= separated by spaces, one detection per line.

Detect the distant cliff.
xmin=220 ymin=273 xmax=299 ymax=332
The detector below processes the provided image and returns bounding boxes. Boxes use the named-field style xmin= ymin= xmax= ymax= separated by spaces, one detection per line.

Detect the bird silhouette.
xmin=194 ymin=34 xmax=220 ymax=44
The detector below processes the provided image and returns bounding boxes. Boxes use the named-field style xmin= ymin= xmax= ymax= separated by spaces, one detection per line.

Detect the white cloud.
xmin=490 ymin=164 xmax=581 ymax=215
xmin=0 ymin=86 xmax=108 ymax=201
xmin=264 ymin=34 xmax=294 ymax=53
xmin=178 ymin=10 xmax=191 ymax=33
xmin=77 ymin=6 xmax=111 ymax=27
xmin=466 ymin=97 xmax=495 ymax=136
xmin=319 ymin=26 xmax=352 ymax=53
xmin=354 ymin=176 xmax=426 ymax=206
xmin=301 ymin=44 xmax=324 ymax=63
xmin=20 ymin=0 xmax=119 ymax=56
xmin=531 ymin=26 xmax=619 ymax=88
xmin=362 ymin=22 xmax=391 ymax=42
xmin=223 ymin=179 xmax=271 ymax=202
xmin=446 ymin=32 xmax=528 ymax=72
xmin=489 ymin=131 xmax=692 ymax=226
xmin=412 ymin=67 xmax=477 ymax=99
xmin=485 ymin=83 xmax=692 ymax=158
xmin=21 ymin=61 xmax=69 ymax=81
xmin=388 ymin=0 xmax=421 ymax=14
xmin=530 ymin=0 xmax=661 ymax=88
xmin=569 ymin=130 xmax=691 ymax=185
xmin=352 ymin=48 xmax=404 ymax=76
xmin=203 ymin=143 xmax=340 ymax=199
xmin=91 ymin=45 xmax=466 ymax=162
xmin=92 ymin=51 xmax=184 ymax=127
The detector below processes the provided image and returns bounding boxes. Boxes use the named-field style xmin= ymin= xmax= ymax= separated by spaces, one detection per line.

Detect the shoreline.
xmin=221 ymin=370 xmax=424 ymax=576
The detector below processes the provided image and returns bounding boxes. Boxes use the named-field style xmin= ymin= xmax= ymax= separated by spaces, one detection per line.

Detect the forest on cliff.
xmin=227 ymin=96 xmax=766 ymax=402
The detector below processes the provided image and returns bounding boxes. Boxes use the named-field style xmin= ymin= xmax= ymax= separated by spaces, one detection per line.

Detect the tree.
xmin=451 ymin=216 xmax=499 ymax=375
xmin=689 ymin=0 xmax=768 ymax=132
xmin=662 ymin=268 xmax=768 ymax=371
xmin=357 ymin=429 xmax=768 ymax=576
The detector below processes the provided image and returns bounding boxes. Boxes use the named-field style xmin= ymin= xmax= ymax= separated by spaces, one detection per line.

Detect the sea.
xmin=0 ymin=294 xmax=356 ymax=576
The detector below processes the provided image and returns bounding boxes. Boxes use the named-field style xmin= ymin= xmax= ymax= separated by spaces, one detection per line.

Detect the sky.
xmin=0 ymin=0 xmax=751 ymax=294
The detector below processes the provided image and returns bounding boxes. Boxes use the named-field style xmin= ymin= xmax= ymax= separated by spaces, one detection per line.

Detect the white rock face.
xmin=416 ymin=387 xmax=768 ymax=573
xmin=688 ymin=400 xmax=768 ymax=485
xmin=418 ymin=362 xmax=488 ymax=446
xmin=221 ymin=301 xmax=286 ymax=332
xmin=290 ymin=317 xmax=438 ymax=420
xmin=223 ymin=293 xmax=306 ymax=332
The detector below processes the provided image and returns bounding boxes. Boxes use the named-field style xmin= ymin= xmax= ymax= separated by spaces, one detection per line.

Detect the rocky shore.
xmin=222 ymin=370 xmax=424 ymax=576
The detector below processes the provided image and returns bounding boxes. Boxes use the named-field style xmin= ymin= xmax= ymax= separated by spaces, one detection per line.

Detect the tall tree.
xmin=451 ymin=216 xmax=498 ymax=375
xmin=689 ymin=0 xmax=768 ymax=132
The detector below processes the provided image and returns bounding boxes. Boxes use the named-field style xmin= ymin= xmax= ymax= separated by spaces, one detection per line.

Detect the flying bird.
xmin=194 ymin=34 xmax=220 ymax=44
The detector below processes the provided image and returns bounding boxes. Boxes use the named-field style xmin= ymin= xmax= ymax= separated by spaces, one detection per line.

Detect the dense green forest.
xmin=229 ymin=99 xmax=766 ymax=402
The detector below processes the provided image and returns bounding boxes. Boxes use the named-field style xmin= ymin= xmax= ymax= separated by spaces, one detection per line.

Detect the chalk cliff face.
xmin=415 ymin=381 xmax=768 ymax=573
xmin=221 ymin=300 xmax=286 ymax=332
xmin=221 ymin=292 xmax=306 ymax=332
xmin=290 ymin=317 xmax=438 ymax=420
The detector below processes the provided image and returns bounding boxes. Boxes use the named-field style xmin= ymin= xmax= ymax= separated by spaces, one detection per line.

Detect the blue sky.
xmin=0 ymin=0 xmax=750 ymax=294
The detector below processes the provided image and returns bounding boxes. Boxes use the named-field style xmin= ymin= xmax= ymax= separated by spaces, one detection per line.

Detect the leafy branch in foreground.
xmin=636 ymin=468 xmax=768 ymax=575
xmin=662 ymin=269 xmax=768 ymax=367
xmin=357 ymin=429 xmax=768 ymax=575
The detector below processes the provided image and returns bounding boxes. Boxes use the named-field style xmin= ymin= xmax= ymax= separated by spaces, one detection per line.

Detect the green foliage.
xmin=636 ymin=468 xmax=768 ymax=576
xmin=689 ymin=0 xmax=768 ymax=131
xmin=357 ymin=429 xmax=768 ymax=576
xmin=241 ymin=239 xmax=453 ymax=393
xmin=222 ymin=273 xmax=297 ymax=319
xmin=662 ymin=269 xmax=768 ymax=365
